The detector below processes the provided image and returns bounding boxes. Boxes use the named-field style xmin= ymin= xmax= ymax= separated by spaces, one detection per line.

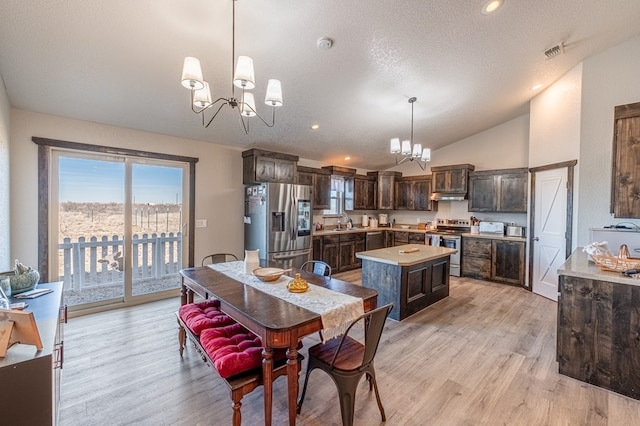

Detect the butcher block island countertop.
xmin=356 ymin=244 xmax=457 ymax=320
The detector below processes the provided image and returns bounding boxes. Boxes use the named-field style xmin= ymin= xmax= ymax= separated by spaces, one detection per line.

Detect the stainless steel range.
xmin=425 ymin=219 xmax=470 ymax=277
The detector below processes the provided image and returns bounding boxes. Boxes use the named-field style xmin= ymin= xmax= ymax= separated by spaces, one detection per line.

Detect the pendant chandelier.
xmin=390 ymin=97 xmax=430 ymax=170
xmin=180 ymin=0 xmax=283 ymax=133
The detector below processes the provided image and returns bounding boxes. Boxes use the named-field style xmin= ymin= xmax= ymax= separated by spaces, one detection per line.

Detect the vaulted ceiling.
xmin=2 ymin=1 xmax=640 ymax=170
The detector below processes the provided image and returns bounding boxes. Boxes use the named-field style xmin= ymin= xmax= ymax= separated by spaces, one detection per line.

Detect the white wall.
xmin=528 ymin=62 xmax=583 ymax=249
xmin=0 ymin=74 xmax=10 ymax=270
xmin=577 ymin=34 xmax=640 ymax=244
xmin=9 ymin=109 xmax=245 ymax=269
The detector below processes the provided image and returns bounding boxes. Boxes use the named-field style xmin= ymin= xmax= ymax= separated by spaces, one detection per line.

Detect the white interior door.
xmin=532 ymin=168 xmax=568 ymax=301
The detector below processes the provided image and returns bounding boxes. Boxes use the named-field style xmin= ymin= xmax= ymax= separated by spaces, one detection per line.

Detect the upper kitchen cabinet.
xmin=430 ymin=164 xmax=475 ymax=199
xmin=611 ymin=101 xmax=640 ymax=218
xmin=354 ymin=174 xmax=377 ymax=210
xmin=395 ymin=175 xmax=435 ymax=211
xmin=368 ymin=171 xmax=402 ymax=210
xmin=242 ymin=149 xmax=298 ymax=185
xmin=322 ymin=165 xmax=356 ymax=211
xmin=297 ymin=166 xmax=332 ymax=210
xmin=468 ymin=168 xmax=528 ymax=213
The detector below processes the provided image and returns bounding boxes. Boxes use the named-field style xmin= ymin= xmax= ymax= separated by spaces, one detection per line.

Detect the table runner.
xmin=208 ymin=261 xmax=364 ymax=341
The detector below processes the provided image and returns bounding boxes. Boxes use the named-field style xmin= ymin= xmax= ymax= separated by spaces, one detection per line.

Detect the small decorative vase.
xmin=244 ymin=249 xmax=260 ymax=274
xmin=287 ymin=273 xmax=309 ymax=293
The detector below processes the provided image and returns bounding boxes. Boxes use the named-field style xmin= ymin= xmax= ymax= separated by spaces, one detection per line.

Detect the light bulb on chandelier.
xmin=180 ymin=0 xmax=283 ymax=133
xmin=390 ymin=97 xmax=431 ymax=170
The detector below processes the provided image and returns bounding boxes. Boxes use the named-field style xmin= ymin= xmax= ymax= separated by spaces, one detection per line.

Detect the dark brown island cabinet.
xmin=557 ymin=250 xmax=640 ymax=400
xmin=356 ymin=244 xmax=456 ymax=321
xmin=0 ymin=282 xmax=65 ymax=425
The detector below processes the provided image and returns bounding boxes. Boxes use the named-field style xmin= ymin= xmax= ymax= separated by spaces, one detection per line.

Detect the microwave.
xmin=506 ymin=226 xmax=526 ymax=237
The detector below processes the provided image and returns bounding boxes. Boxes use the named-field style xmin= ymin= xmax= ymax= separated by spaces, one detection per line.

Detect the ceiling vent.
xmin=544 ymin=42 xmax=564 ymax=59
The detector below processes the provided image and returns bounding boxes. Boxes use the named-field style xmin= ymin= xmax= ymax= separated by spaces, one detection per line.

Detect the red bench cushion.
xmin=178 ymin=300 xmax=235 ymax=335
xmin=200 ymin=323 xmax=266 ymax=378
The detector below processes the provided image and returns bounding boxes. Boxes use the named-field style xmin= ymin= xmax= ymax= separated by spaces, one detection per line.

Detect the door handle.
xmin=533 ymin=237 xmax=539 ymax=241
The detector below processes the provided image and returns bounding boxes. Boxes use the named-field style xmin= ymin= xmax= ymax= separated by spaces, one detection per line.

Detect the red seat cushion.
xmin=178 ymin=300 xmax=235 ymax=335
xmin=200 ymin=323 xmax=265 ymax=378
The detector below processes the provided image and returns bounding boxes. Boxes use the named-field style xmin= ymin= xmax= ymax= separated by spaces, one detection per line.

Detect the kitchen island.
xmin=356 ymin=244 xmax=457 ymax=320
xmin=557 ymin=249 xmax=640 ymax=400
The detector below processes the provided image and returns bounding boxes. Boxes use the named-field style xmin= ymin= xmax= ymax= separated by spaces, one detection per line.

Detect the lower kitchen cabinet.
xmin=492 ymin=240 xmax=525 ymax=285
xmin=318 ymin=233 xmax=365 ymax=272
xmin=392 ymin=231 xmax=409 ymax=246
xmin=461 ymin=237 xmax=492 ymax=280
xmin=462 ymin=237 xmax=525 ymax=285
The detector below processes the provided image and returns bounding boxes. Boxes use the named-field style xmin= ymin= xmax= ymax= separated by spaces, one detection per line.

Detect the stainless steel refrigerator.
xmin=244 ymin=183 xmax=313 ymax=269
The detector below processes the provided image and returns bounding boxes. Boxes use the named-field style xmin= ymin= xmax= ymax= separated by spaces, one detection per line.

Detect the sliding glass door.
xmin=51 ymin=150 xmax=187 ymax=309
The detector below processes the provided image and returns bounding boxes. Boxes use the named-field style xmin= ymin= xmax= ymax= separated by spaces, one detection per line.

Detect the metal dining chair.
xmin=201 ymin=253 xmax=239 ymax=266
xmin=300 ymin=260 xmax=332 ymax=278
xmin=297 ymin=303 xmax=393 ymax=426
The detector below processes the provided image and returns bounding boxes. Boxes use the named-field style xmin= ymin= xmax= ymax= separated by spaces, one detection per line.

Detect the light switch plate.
xmin=195 ymin=219 xmax=207 ymax=228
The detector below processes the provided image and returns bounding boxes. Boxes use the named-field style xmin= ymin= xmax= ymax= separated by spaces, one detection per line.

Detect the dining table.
xmin=179 ymin=265 xmax=378 ymax=426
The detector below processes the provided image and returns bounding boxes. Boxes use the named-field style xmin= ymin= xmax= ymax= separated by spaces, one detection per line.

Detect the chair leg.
xmin=297 ymin=360 xmax=316 ymax=414
xmin=368 ymin=369 xmax=386 ymax=422
xmin=335 ymin=376 xmax=360 ymax=426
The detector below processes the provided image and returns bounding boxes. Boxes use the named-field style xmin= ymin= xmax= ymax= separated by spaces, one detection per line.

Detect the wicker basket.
xmin=591 ymin=244 xmax=640 ymax=272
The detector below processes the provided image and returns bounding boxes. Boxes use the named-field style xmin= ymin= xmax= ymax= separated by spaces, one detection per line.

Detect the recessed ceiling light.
xmin=344 ymin=156 xmax=351 ymax=161
xmin=311 ymin=124 xmax=319 ymax=130
xmin=481 ymin=0 xmax=504 ymax=15
xmin=531 ymin=83 xmax=543 ymax=91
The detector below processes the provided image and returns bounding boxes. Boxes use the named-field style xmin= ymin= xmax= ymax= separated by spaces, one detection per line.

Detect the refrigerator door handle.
xmin=290 ymin=188 xmax=296 ymax=241
xmin=272 ymin=250 xmax=311 ymax=260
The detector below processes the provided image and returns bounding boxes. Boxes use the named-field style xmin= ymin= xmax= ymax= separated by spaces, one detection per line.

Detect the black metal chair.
xmin=201 ymin=253 xmax=239 ymax=266
xmin=300 ymin=260 xmax=332 ymax=278
xmin=297 ymin=303 xmax=393 ymax=426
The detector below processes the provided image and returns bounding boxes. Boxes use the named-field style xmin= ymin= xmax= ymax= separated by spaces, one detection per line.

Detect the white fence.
xmin=58 ymin=232 xmax=182 ymax=290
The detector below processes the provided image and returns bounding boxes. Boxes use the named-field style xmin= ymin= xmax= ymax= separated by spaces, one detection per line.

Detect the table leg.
xmin=287 ymin=345 xmax=299 ymax=425
xmin=180 ymin=281 xmax=188 ymax=306
xmin=262 ymin=347 xmax=274 ymax=426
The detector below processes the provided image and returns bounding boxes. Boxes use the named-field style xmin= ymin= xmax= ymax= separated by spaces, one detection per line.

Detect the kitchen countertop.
xmin=558 ymin=247 xmax=640 ymax=286
xmin=355 ymin=244 xmax=457 ymax=267
xmin=313 ymin=226 xmax=431 ymax=236
xmin=460 ymin=232 xmax=527 ymax=242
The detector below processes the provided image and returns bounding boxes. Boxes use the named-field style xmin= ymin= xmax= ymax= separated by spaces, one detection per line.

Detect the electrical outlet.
xmin=195 ymin=219 xmax=207 ymax=228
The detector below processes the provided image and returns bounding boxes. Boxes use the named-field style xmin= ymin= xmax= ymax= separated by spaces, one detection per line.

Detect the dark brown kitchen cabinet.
xmin=468 ymin=168 xmax=528 ymax=213
xmin=462 ymin=236 xmax=525 ymax=285
xmin=298 ymin=166 xmax=331 ymax=210
xmin=394 ymin=175 xmax=435 ymax=211
xmin=461 ymin=237 xmax=492 ymax=280
xmin=409 ymin=232 xmax=426 ymax=244
xmin=312 ymin=236 xmax=322 ymax=260
xmin=491 ymin=240 xmax=525 ymax=285
xmin=431 ymin=164 xmax=475 ymax=194
xmin=611 ymin=101 xmax=640 ymax=217
xmin=392 ymin=231 xmax=409 ymax=246
xmin=354 ymin=175 xmax=377 ymax=210
xmin=242 ymin=149 xmax=298 ymax=184
xmin=320 ymin=233 xmax=365 ymax=272
xmin=368 ymin=171 xmax=402 ymax=210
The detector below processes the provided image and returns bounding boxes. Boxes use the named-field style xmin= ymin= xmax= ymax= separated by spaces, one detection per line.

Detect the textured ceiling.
xmin=1 ymin=0 xmax=640 ymax=170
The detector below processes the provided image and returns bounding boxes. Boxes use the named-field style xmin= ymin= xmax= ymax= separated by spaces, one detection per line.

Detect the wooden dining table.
xmin=179 ymin=266 xmax=378 ymax=426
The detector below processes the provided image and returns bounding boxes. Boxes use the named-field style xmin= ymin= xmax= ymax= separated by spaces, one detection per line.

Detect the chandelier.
xmin=389 ymin=97 xmax=430 ymax=170
xmin=180 ymin=0 xmax=283 ymax=133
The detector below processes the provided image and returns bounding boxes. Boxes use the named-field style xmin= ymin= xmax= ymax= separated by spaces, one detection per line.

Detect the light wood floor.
xmin=58 ymin=273 xmax=640 ymax=425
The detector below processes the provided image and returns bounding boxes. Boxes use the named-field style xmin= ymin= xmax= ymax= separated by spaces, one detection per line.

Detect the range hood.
xmin=430 ymin=192 xmax=467 ymax=201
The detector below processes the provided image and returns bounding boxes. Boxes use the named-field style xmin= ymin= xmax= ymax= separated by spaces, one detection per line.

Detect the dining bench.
xmin=176 ymin=299 xmax=302 ymax=426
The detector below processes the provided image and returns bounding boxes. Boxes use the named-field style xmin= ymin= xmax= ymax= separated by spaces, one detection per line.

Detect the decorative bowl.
xmin=10 ymin=269 xmax=40 ymax=294
xmin=253 ymin=267 xmax=287 ymax=282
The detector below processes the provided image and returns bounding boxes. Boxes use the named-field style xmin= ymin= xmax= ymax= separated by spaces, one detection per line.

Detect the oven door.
xmin=440 ymin=236 xmax=461 ymax=276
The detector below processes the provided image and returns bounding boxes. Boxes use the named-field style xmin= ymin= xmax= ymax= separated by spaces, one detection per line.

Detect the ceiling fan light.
xmin=265 ymin=79 xmax=283 ymax=107
xmin=233 ymin=56 xmax=255 ymax=90
xmin=390 ymin=138 xmax=401 ymax=154
xmin=412 ymin=143 xmax=422 ymax=158
xmin=181 ymin=57 xmax=205 ymax=90
xmin=241 ymin=92 xmax=257 ymax=117
xmin=401 ymin=140 xmax=412 ymax=155
xmin=193 ymin=82 xmax=212 ymax=108
xmin=421 ymin=148 xmax=431 ymax=162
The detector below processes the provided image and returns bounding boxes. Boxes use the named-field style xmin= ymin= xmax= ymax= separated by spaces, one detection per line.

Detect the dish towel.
xmin=209 ymin=261 xmax=364 ymax=341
